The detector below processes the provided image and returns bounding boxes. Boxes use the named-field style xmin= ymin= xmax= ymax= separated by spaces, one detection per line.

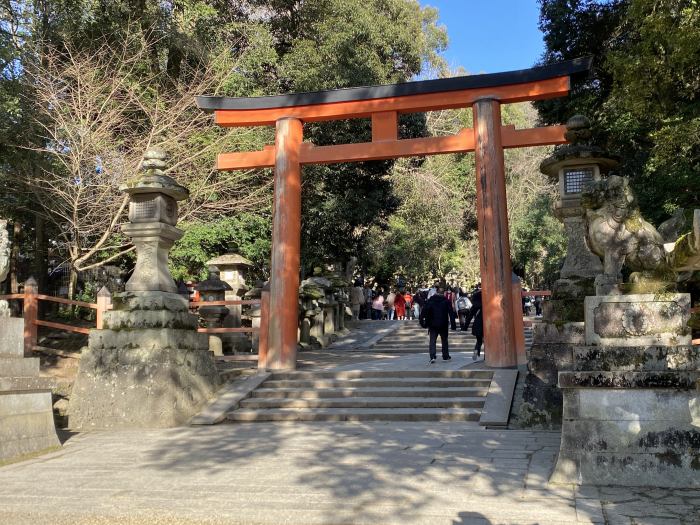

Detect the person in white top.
xmin=427 ymin=283 xmax=437 ymax=299
xmin=386 ymin=291 xmax=396 ymax=320
xmin=350 ymin=282 xmax=364 ymax=321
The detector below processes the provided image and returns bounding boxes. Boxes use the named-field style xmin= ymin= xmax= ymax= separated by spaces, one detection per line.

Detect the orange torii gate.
xmin=196 ymin=57 xmax=591 ymax=370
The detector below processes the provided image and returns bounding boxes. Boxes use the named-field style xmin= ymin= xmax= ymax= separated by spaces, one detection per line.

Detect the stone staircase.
xmin=369 ymin=320 xmax=532 ymax=354
xmin=198 ymin=319 xmax=531 ymax=425
xmin=225 ymin=369 xmax=493 ymax=422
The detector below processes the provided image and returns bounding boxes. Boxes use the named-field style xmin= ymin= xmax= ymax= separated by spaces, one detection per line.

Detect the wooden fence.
xmin=0 ymin=277 xmax=112 ymax=355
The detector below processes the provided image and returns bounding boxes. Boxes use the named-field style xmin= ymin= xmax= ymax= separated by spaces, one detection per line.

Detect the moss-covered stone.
xmin=542 ymin=298 xmax=585 ymax=322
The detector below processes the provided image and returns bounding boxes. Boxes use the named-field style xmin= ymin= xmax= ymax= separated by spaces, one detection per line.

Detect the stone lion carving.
xmin=582 ymin=176 xmax=670 ymax=280
xmin=582 ymin=175 xmax=700 ymax=292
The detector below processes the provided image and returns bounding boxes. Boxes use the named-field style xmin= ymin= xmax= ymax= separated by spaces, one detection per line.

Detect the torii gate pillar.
xmin=473 ymin=99 xmax=517 ymax=368
xmin=267 ymin=118 xmax=303 ymax=369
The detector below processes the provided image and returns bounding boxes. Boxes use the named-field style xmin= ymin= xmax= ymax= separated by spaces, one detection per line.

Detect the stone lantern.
xmin=539 ymin=115 xmax=619 ymax=292
xmin=68 ymin=149 xmax=221 ymax=429
xmin=207 ymin=254 xmax=253 ymax=324
xmin=120 ymin=149 xmax=188 ymax=293
xmin=195 ymin=266 xmax=232 ymax=356
xmin=207 ymin=253 xmax=253 ymax=351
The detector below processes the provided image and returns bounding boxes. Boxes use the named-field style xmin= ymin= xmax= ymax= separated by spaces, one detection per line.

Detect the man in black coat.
xmin=419 ymin=286 xmax=452 ymax=364
xmin=470 ymin=289 xmax=484 ymax=360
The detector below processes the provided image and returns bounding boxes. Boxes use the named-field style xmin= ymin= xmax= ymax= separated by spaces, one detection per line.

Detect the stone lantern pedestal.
xmin=196 ymin=266 xmax=232 ymax=356
xmin=511 ymin=116 xmax=618 ymax=428
xmin=69 ymin=150 xmax=221 ymax=429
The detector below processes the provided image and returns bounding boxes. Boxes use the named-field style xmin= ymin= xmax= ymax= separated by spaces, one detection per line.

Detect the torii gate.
xmin=196 ymin=57 xmax=591 ymax=370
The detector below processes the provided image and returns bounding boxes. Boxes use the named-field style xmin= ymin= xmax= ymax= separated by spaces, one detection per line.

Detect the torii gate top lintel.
xmin=195 ymin=57 xmax=591 ymax=171
xmin=196 ymin=56 xmax=591 ymax=115
xmin=196 ymin=57 xmax=592 ymax=371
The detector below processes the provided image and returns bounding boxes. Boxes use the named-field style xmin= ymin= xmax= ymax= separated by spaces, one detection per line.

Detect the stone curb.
xmin=189 ymin=372 xmax=271 ymax=425
xmin=479 ymin=369 xmax=518 ymax=427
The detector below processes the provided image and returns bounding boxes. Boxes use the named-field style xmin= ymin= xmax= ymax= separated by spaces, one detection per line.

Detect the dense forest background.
xmin=0 ymin=0 xmax=697 ymax=299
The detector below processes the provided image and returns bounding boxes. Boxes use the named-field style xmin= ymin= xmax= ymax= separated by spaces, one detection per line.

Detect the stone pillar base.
xmin=69 ymin=292 xmax=221 ymax=429
xmin=551 ymin=345 xmax=700 ymax=487
xmin=0 ymin=318 xmax=60 ymax=463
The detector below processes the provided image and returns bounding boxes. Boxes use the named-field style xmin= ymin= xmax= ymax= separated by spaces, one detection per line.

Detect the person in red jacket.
xmin=394 ymin=290 xmax=406 ymax=320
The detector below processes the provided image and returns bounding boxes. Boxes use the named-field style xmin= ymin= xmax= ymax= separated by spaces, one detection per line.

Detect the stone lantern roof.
xmin=207 ymin=253 xmax=254 ymax=268
xmin=119 ymin=148 xmax=189 ymax=201
xmin=539 ymin=115 xmax=620 ymax=179
xmin=195 ymin=266 xmax=233 ymax=293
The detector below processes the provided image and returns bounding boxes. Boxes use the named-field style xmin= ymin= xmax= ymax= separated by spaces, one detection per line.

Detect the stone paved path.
xmin=1 ymin=422 xmax=698 ymax=524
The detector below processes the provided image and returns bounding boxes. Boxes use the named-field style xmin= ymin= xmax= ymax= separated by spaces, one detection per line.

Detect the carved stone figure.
xmin=0 ymin=219 xmax=11 ymax=316
xmin=582 ymin=175 xmax=671 ymax=289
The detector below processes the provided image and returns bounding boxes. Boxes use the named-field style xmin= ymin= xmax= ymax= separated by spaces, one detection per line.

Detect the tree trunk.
xmin=34 ymin=215 xmax=48 ymax=315
xmin=67 ymin=266 xmax=78 ymax=301
xmin=34 ymin=214 xmax=47 ymax=291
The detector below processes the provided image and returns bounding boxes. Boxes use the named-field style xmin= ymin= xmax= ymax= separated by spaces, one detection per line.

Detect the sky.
xmin=419 ymin=1 xmax=545 ymax=74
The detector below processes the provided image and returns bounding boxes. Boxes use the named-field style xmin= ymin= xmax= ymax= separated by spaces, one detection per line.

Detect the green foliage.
xmin=537 ymin=0 xmax=700 ymax=225
xmin=510 ymin=195 xmax=567 ymax=289
xmin=169 ymin=214 xmax=271 ymax=282
xmin=366 ymin=101 xmax=560 ymax=289
xmin=1 ymin=0 xmax=449 ymax=287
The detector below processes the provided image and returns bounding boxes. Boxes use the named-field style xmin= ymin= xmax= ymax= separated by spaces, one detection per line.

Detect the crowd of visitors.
xmin=350 ymin=280 xmax=487 ymax=362
xmin=350 ymin=279 xmax=548 ymax=364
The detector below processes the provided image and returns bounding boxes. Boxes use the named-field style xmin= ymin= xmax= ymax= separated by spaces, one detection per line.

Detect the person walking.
xmin=456 ymin=291 xmax=472 ymax=331
xmin=403 ymin=290 xmax=413 ymax=319
xmin=394 ymin=290 xmax=406 ymax=320
xmin=371 ymin=290 xmax=384 ymax=320
xmin=363 ymin=284 xmax=373 ymax=319
xmin=413 ymin=289 xmax=425 ymax=320
xmin=386 ymin=290 xmax=396 ymax=320
xmin=350 ymin=281 xmax=364 ymax=321
xmin=419 ymin=285 xmax=452 ymax=364
xmin=534 ymin=295 xmax=543 ymax=317
xmin=470 ymin=288 xmax=484 ymax=360
xmin=445 ymin=287 xmax=458 ymax=330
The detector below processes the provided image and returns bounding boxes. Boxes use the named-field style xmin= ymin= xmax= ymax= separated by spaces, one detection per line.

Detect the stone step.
xmin=251 ymin=386 xmax=490 ymax=398
xmin=0 ymin=357 xmax=40 ymax=378
xmin=269 ymin=370 xmax=493 ymax=380
xmin=226 ymin=407 xmax=482 ymax=422
xmin=239 ymin=396 xmax=486 ymax=409
xmin=261 ymin=377 xmax=492 ymax=389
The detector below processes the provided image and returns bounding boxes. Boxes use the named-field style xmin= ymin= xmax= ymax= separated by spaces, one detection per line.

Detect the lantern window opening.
xmin=563 ymin=167 xmax=594 ymax=194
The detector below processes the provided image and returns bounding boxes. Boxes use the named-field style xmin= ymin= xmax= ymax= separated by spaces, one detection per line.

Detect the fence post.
xmin=511 ymin=274 xmax=527 ymax=368
xmin=23 ymin=276 xmax=38 ymax=356
xmin=96 ymin=286 xmax=112 ymax=330
xmin=258 ymin=290 xmax=270 ymax=369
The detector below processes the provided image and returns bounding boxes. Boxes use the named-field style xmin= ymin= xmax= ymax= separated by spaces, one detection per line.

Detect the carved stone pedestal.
xmin=69 ymin=292 xmax=220 ymax=429
xmin=551 ymin=293 xmax=699 ymax=487
xmin=552 ymin=345 xmax=700 ymax=487
xmin=0 ymin=317 xmax=60 ymax=462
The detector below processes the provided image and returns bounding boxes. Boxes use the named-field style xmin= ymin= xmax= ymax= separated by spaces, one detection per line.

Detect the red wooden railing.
xmin=0 ymin=278 xmax=112 ymax=355
xmin=521 ymin=290 xmax=552 ymax=297
xmin=188 ymin=292 xmax=270 ymax=365
xmin=188 ymin=299 xmax=261 ymax=334
xmin=0 ymin=283 xmax=271 ymax=360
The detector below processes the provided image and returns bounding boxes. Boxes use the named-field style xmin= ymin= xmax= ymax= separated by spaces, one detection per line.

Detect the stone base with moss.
xmin=551 ymin=293 xmax=700 ymax=487
xmin=68 ymin=292 xmax=221 ymax=429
